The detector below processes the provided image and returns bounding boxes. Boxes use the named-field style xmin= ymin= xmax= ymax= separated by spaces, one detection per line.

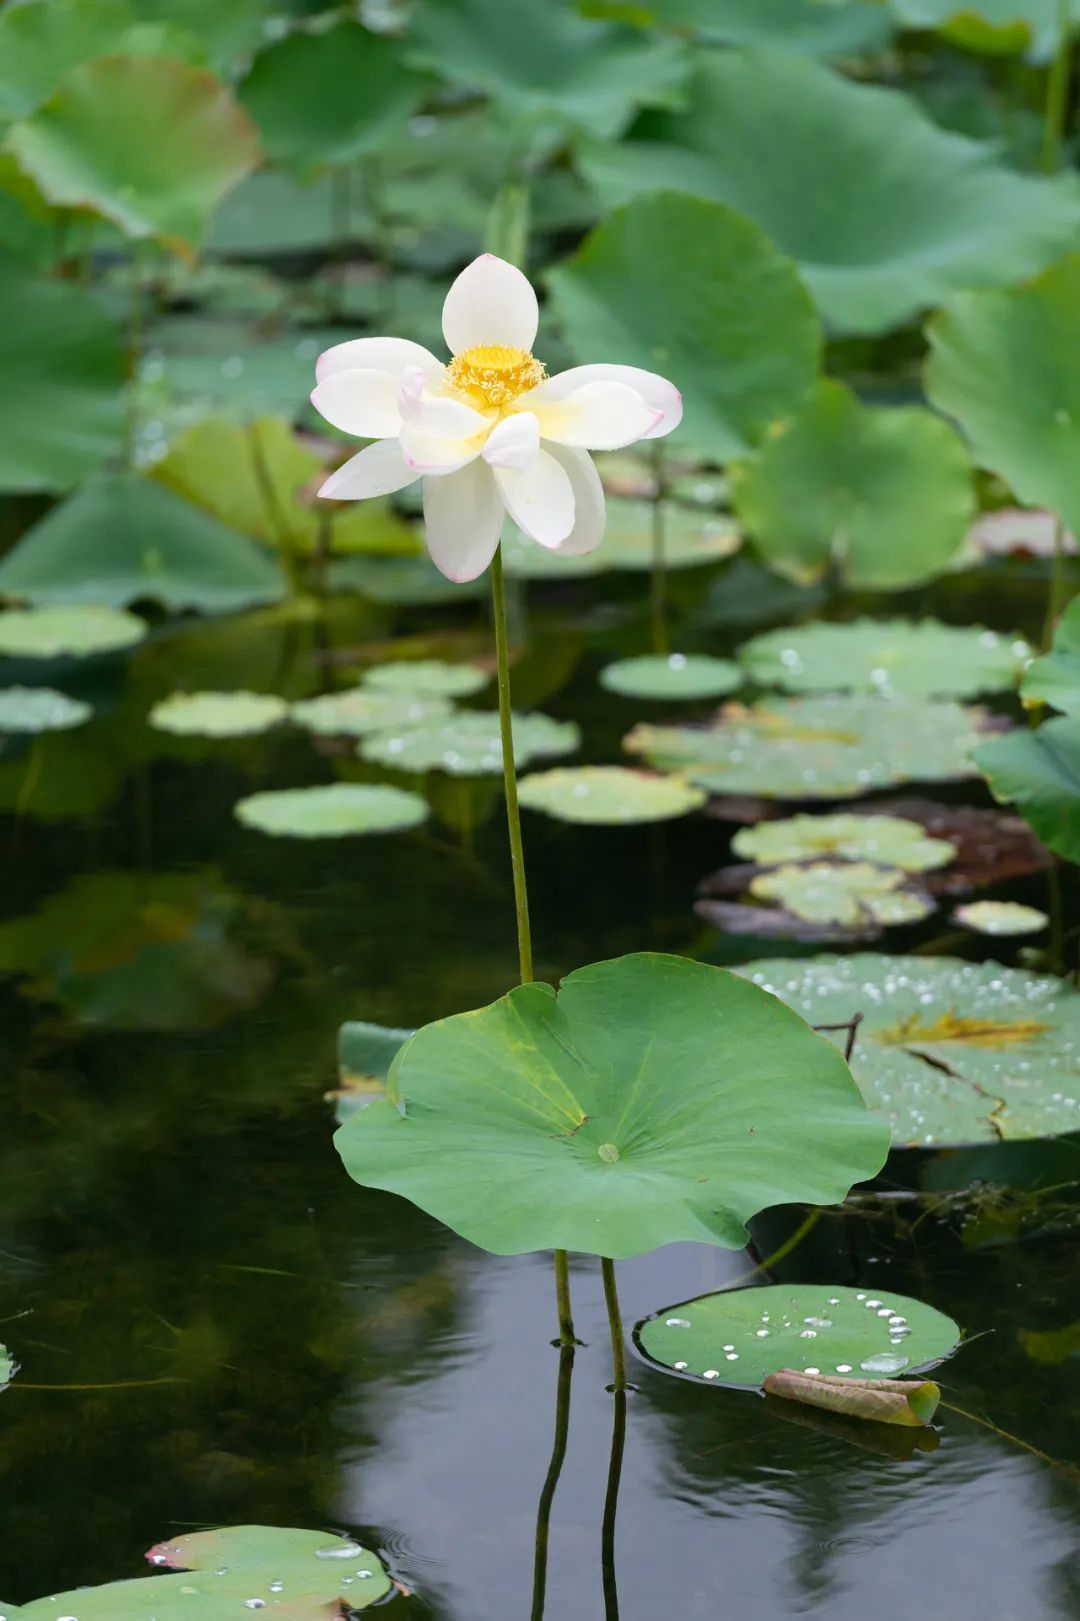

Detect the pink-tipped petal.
xmin=543 ymin=445 xmax=607 ymax=556
xmin=494 ymin=448 xmax=575 ymax=550
xmin=482 ymin=411 xmax=540 ymax=470
xmin=316 ymin=336 xmax=442 ymax=384
xmin=423 ymin=461 xmax=504 ymax=582
xmin=529 ymin=381 xmax=661 ymax=450
xmin=441 ymin=254 xmax=539 ymax=356
xmin=311 ymin=368 xmax=404 ymax=439
xmin=318 ymin=439 xmax=415 ymax=501
xmin=526 ymin=363 xmax=682 ymax=439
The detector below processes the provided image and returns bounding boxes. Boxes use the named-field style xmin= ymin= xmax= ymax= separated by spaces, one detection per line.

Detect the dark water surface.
xmin=1 ymin=571 xmax=1078 ymax=1619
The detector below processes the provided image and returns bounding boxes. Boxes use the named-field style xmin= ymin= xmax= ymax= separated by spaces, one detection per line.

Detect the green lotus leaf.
xmin=128 ymin=0 xmax=269 ymax=72
xmin=235 ymin=783 xmax=428 ymax=839
xmin=740 ymin=616 xmax=1031 ymax=697
xmin=13 ymin=1526 xmax=388 ymax=1618
xmin=518 ymin=765 xmax=706 ymax=824
xmin=547 ymin=193 xmax=821 ymax=460
xmin=239 ymin=19 xmax=429 ymax=175
xmin=578 ymin=52 xmax=1080 ymax=333
xmin=625 ymin=694 xmax=992 ymax=799
xmin=0 ymin=604 xmax=146 ymax=658
xmin=339 ymin=1020 xmax=412 ymax=1087
xmin=742 ymin=952 xmax=1080 ymax=1145
xmin=889 ymin=1 xmax=1079 ymax=58
xmin=364 ymin=659 xmax=489 ymax=699
xmin=1021 ymin=593 xmax=1080 ymax=715
xmin=731 ymin=384 xmax=975 ymax=589
xmin=290 ymin=687 xmax=452 ymax=739
xmin=927 ymin=254 xmax=1080 ymax=539
xmin=334 ymin=952 xmax=890 ymax=1259
xmin=0 ymin=686 xmax=92 ymax=733
xmin=733 ymin=813 xmax=956 ymax=871
xmin=627 ymin=0 xmax=893 ymax=53
xmin=404 ymin=0 xmax=690 ymax=140
xmin=0 ymin=472 xmax=286 ymax=611
xmin=360 ymin=709 xmax=580 ymax=776
xmin=141 ymin=319 xmax=341 ymax=428
xmin=637 ymin=1282 xmax=959 ymax=1389
xmin=600 ymin=653 xmax=742 ymax=701
xmin=8 ymin=54 xmax=261 ymax=255
xmin=0 ymin=260 xmax=124 ymax=493
xmin=502 ymin=498 xmax=740 ymax=579
xmin=953 ymin=900 xmax=1049 ymax=936
xmin=749 ymin=861 xmax=934 ymax=927
xmin=974 ymin=718 xmax=1080 ymax=862
xmin=328 ymin=554 xmax=486 ymax=604
xmin=149 ymin=690 xmax=288 ymax=738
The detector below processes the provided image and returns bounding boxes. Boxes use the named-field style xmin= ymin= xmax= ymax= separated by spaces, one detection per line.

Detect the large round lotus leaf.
xmin=641 ymin=0 xmax=892 ymax=53
xmin=742 ymin=952 xmax=1080 ymax=1145
xmin=9 ymin=55 xmax=260 ymax=255
xmin=235 ymin=783 xmax=428 ymax=839
xmin=974 ymin=719 xmax=1080 ymax=863
xmin=404 ymin=0 xmax=689 ymax=140
xmin=889 ymin=1 xmax=1080 ymax=58
xmin=731 ymin=383 xmax=975 ymax=588
xmin=637 ymin=1282 xmax=959 ymax=1389
xmin=740 ymin=616 xmax=1030 ymax=697
xmin=364 ymin=659 xmax=489 ymax=699
xmin=625 ymin=694 xmax=991 ymax=799
xmin=954 ymin=900 xmax=1048 ymax=936
xmin=927 ymin=255 xmax=1080 ymax=539
xmin=290 ymin=687 xmax=451 ymax=738
xmin=13 ymin=1525 xmax=389 ymax=1618
xmin=0 ymin=473 xmax=286 ymax=611
xmin=149 ymin=690 xmax=288 ymax=737
xmin=239 ymin=19 xmax=429 ymax=174
xmin=334 ymin=953 xmax=890 ymax=1259
xmin=600 ymin=653 xmax=742 ymax=701
xmin=749 ymin=862 xmax=934 ymax=927
xmin=547 ymin=193 xmax=821 ymax=460
xmin=518 ymin=765 xmax=706 ymax=824
xmin=0 ymin=687 xmax=91 ymax=733
xmin=577 ymin=52 xmax=1080 ymax=334
xmin=129 ymin=0 xmax=270 ymax=72
xmin=0 ymin=605 xmax=146 ymax=658
xmin=734 ymin=813 xmax=956 ymax=871
xmin=1021 ymin=592 xmax=1080 ymax=716
xmin=360 ymin=709 xmax=580 ymax=776
xmin=0 ymin=260 xmax=124 ymax=493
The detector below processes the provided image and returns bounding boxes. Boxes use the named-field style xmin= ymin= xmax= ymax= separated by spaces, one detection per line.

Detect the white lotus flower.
xmin=312 ymin=254 xmax=682 ymax=582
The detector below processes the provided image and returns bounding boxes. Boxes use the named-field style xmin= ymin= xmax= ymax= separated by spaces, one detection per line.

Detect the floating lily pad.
xmin=1022 ymin=595 xmax=1080 ymax=715
xmin=334 ymin=953 xmax=889 ymax=1259
xmin=749 ymin=863 xmax=935 ymax=927
xmin=360 ymin=709 xmax=580 ymax=776
xmin=739 ymin=618 xmax=1031 ymax=698
xmin=1 ymin=1343 xmax=14 ymax=1388
xmin=502 ymin=498 xmax=740 ymax=579
xmin=518 ymin=765 xmax=706 ymax=824
xmin=733 ymin=813 xmax=956 ymax=871
xmin=0 ymin=687 xmax=91 ymax=732
xmin=637 ymin=1282 xmax=960 ymax=1389
xmin=0 ymin=604 xmax=146 ymax=658
xmin=13 ymin=1525 xmax=389 ymax=1618
xmin=149 ymin=691 xmax=288 ymax=737
xmin=600 ymin=653 xmax=742 ymax=701
xmin=364 ymin=659 xmax=489 ymax=699
xmin=954 ymin=900 xmax=1049 ymax=936
xmin=235 ymin=783 xmax=428 ymax=839
xmin=742 ymin=953 xmax=1080 ymax=1145
xmin=974 ymin=719 xmax=1080 ymax=864
xmin=290 ymin=687 xmax=451 ymax=738
xmin=625 ymin=694 xmax=993 ymax=799
xmin=334 ymin=1019 xmax=413 ymax=1123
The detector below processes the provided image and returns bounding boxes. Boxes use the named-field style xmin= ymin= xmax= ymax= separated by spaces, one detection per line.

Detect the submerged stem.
xmin=601 ymin=1384 xmax=627 ymax=1621
xmin=529 ymin=1338 xmax=575 ymax=1621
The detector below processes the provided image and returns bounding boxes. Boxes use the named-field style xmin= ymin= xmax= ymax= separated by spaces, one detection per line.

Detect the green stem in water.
xmin=649 ymin=439 xmax=669 ymax=656
xmin=529 ymin=1338 xmax=575 ymax=1621
xmin=601 ymin=1257 xmax=627 ymax=1392
xmin=1040 ymin=0 xmax=1073 ymax=174
xmin=601 ymin=1382 xmax=627 ymax=1621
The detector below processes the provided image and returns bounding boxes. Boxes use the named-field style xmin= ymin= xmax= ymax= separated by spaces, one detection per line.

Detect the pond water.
xmin=0 ymin=566 xmax=1077 ymax=1620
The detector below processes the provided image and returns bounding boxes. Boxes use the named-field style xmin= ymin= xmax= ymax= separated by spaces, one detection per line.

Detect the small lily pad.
xmin=290 ymin=687 xmax=451 ymax=738
xmin=0 ymin=604 xmax=146 ymax=658
xmin=953 ymin=900 xmax=1049 ymax=936
xmin=518 ymin=765 xmax=706 ymax=824
xmin=149 ymin=690 xmax=288 ymax=737
xmin=739 ymin=618 xmax=1031 ymax=698
xmin=625 ymin=694 xmax=993 ymax=799
xmin=749 ymin=863 xmax=935 ymax=927
xmin=0 ymin=686 xmax=91 ymax=732
xmin=600 ymin=653 xmax=742 ymax=701
xmin=636 ymin=1282 xmax=960 ymax=1390
xmin=235 ymin=783 xmax=428 ymax=838
xmin=360 ymin=709 xmax=580 ymax=776
xmin=742 ymin=952 xmax=1080 ymax=1145
xmin=733 ymin=813 xmax=956 ymax=871
xmin=1 ymin=1343 xmax=14 ymax=1388
xmin=364 ymin=659 xmax=489 ymax=699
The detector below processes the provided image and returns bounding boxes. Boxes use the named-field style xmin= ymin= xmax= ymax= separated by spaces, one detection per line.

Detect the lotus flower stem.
xmin=1040 ymin=0 xmax=1073 ymax=174
xmin=650 ymin=439 xmax=669 ymax=655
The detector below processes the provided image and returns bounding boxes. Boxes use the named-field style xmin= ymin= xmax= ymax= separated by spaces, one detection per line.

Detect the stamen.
xmin=446 ymin=344 xmax=546 ymax=408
